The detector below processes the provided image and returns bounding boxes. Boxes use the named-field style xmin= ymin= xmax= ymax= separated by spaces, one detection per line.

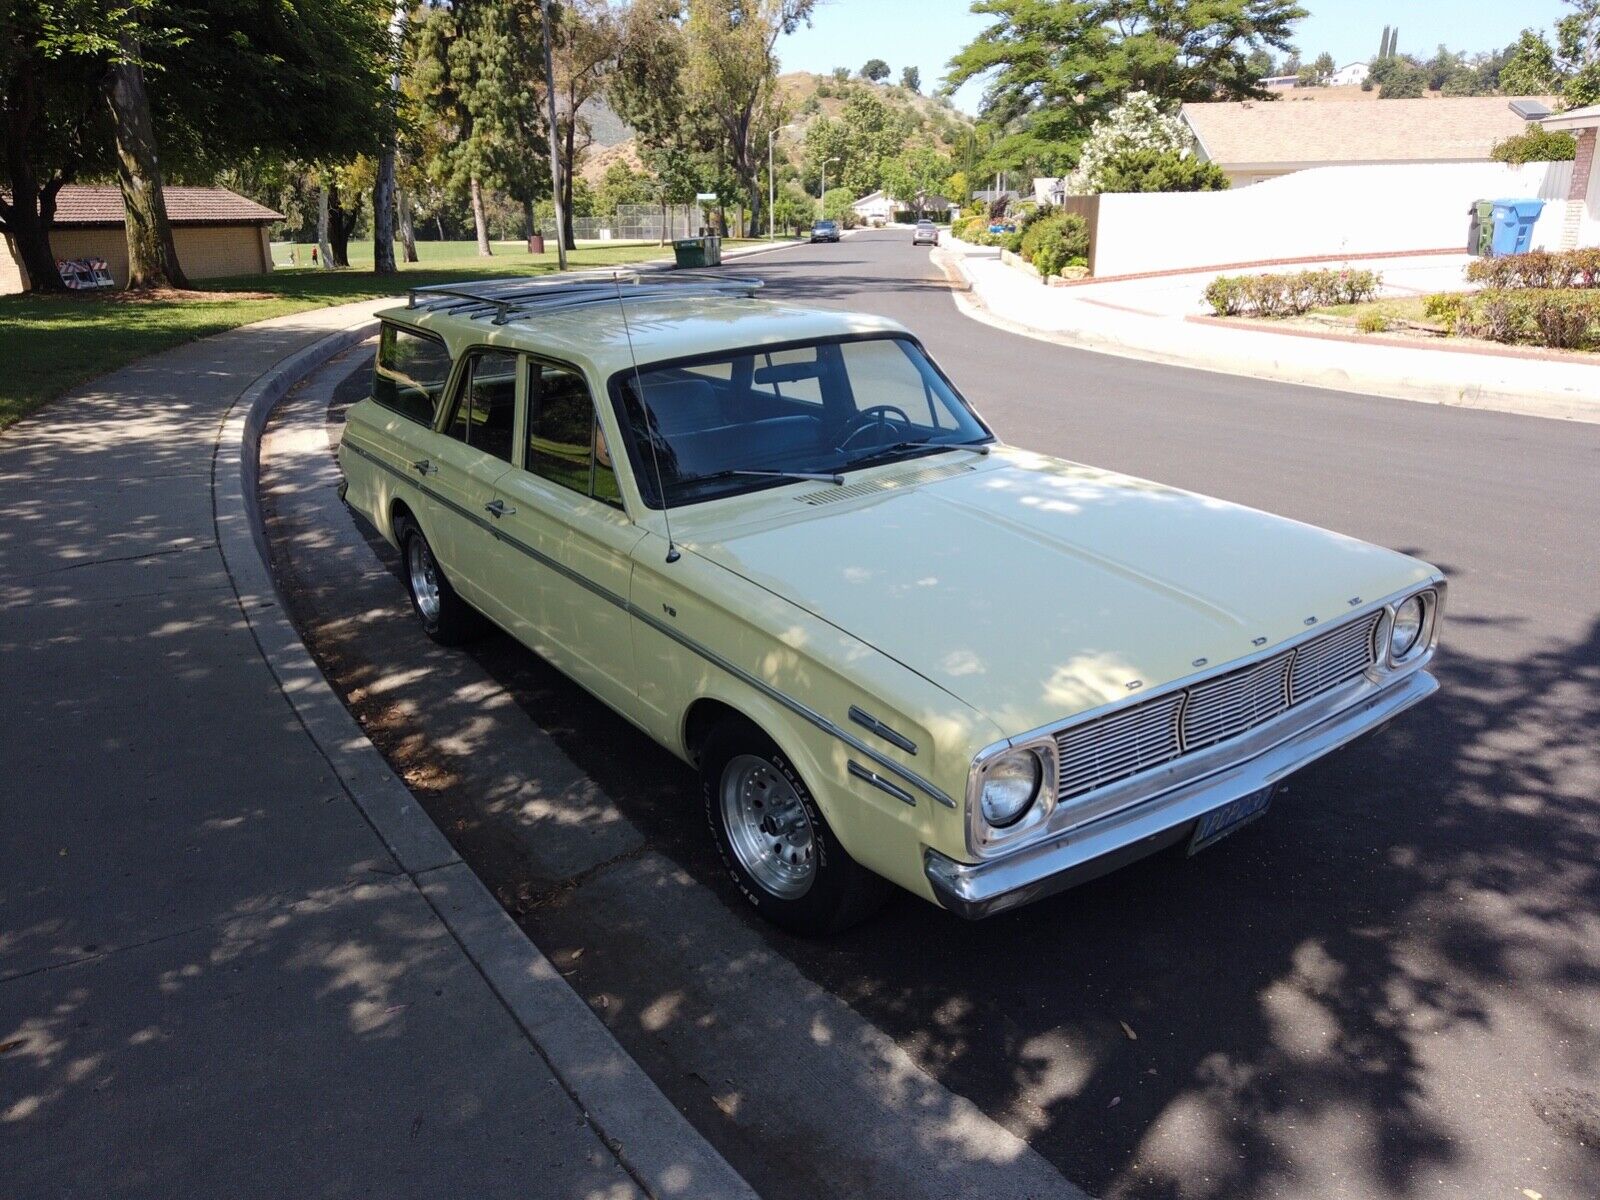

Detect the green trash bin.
xmin=673 ymin=237 xmax=707 ymax=269
xmin=1467 ymin=200 xmax=1494 ymax=256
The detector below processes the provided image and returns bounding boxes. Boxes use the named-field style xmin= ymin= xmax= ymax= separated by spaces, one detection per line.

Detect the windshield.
xmin=611 ymin=334 xmax=992 ymax=508
xmin=814 ymin=220 xmax=835 ymax=229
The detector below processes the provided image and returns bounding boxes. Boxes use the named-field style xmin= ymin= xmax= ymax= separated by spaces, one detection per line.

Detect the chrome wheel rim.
xmin=720 ymin=754 xmax=815 ymax=899
xmin=407 ymin=536 xmax=441 ymax=623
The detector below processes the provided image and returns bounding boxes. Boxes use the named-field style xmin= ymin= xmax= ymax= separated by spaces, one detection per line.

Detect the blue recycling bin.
xmin=1487 ymin=198 xmax=1544 ymax=257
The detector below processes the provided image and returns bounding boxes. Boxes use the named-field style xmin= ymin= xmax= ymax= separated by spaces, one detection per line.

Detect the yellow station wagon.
xmin=338 ymin=273 xmax=1445 ymax=933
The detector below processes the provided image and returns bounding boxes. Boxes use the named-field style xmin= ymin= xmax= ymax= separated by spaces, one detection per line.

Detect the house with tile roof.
xmin=1181 ymin=96 xmax=1559 ymax=187
xmin=0 ymin=185 xmax=282 ymax=294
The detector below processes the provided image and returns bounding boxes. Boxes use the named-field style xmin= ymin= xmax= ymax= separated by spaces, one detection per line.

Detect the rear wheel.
xmin=701 ymin=720 xmax=889 ymax=935
xmin=396 ymin=519 xmax=481 ymax=646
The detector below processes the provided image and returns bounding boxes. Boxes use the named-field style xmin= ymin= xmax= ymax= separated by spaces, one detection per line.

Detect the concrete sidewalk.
xmin=938 ymin=241 xmax=1600 ymax=423
xmin=0 ymin=302 xmax=752 ymax=1199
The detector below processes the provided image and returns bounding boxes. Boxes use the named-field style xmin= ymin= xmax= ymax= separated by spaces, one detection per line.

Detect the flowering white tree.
xmin=1066 ymin=92 xmax=1192 ymax=194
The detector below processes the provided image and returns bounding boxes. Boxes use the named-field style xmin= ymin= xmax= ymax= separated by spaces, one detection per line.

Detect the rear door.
xmin=422 ymin=348 xmax=520 ymax=613
xmin=486 ymin=357 xmax=645 ymax=715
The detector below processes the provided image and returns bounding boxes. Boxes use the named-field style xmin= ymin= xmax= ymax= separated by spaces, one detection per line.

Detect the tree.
xmin=1500 ymin=29 xmax=1561 ymax=94
xmin=548 ymin=0 xmax=620 ymax=249
xmin=860 ymin=57 xmax=889 ymax=82
xmin=409 ymin=0 xmax=547 ymax=256
xmin=882 ymin=145 xmax=948 ymax=214
xmin=0 ymin=3 xmax=111 ymax=291
xmin=1425 ymin=44 xmax=1464 ymax=90
xmin=945 ymin=0 xmax=1306 ymax=163
xmin=1245 ymin=48 xmax=1275 ymax=80
xmin=1368 ymin=54 xmax=1429 ymax=98
xmin=900 ymin=65 xmax=920 ymax=92
xmin=1312 ymin=51 xmax=1336 ymax=80
xmin=682 ymin=0 xmax=814 ymax=236
xmin=594 ymin=159 xmax=655 ymax=214
xmin=1558 ymin=1 xmax=1600 ymax=106
xmin=106 ymin=30 xmax=189 ymax=289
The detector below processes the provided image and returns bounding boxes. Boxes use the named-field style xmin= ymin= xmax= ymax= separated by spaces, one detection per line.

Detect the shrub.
xmin=1490 ymin=124 xmax=1577 ymax=165
xmin=1452 ymin=289 xmax=1600 ymax=350
xmin=1093 ymin=147 xmax=1230 ymax=193
xmin=1204 ymin=268 xmax=1381 ymax=317
xmin=1025 ymin=213 xmax=1089 ymax=278
xmin=1203 ymin=275 xmax=1246 ymax=316
xmin=1465 ymin=248 xmax=1600 ymax=290
xmin=1422 ymin=292 xmax=1468 ymax=327
xmin=1357 ymin=312 xmax=1390 ymax=333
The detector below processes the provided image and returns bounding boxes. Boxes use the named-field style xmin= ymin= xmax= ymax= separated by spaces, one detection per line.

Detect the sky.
xmin=773 ymin=0 xmax=1575 ymax=114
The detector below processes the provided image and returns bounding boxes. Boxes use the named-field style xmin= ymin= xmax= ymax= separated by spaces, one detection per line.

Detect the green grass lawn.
xmin=0 ymin=238 xmax=769 ymax=432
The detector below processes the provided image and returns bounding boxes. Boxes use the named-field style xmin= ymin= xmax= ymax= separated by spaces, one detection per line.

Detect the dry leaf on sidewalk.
xmin=1119 ymin=1020 xmax=1138 ymax=1041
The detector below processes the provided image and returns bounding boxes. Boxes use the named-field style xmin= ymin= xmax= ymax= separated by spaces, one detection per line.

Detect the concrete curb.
xmin=934 ymin=249 xmax=1600 ymax=424
xmin=211 ymin=302 xmax=760 ymax=1200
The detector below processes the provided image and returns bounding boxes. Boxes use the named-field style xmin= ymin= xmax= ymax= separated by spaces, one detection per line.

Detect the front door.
xmin=422 ymin=347 xmax=520 ymax=613
xmin=486 ymin=357 xmax=645 ymax=715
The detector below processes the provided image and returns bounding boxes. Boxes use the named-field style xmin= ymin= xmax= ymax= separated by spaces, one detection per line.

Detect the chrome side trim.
xmin=847 ymin=761 xmax=917 ymax=806
xmin=927 ymin=669 xmax=1438 ymax=918
xmin=343 ymin=438 xmax=956 ymax=809
xmin=848 ymin=706 xmax=918 ymax=754
xmin=628 ymin=605 xmax=957 ymax=809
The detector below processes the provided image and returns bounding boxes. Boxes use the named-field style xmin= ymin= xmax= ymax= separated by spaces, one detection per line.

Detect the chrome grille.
xmin=1055 ymin=695 xmax=1182 ymax=802
xmin=1052 ymin=612 xmax=1381 ymax=803
xmin=1181 ymin=654 xmax=1292 ymax=750
xmin=1290 ymin=611 xmax=1381 ymax=701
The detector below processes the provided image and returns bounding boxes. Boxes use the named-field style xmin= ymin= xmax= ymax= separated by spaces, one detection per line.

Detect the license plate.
xmin=1188 ymin=785 xmax=1275 ymax=855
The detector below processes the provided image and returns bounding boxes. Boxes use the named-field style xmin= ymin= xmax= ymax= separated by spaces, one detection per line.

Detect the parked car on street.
xmin=809 ymin=219 xmax=841 ymax=243
xmin=912 ymin=220 xmax=939 ymax=246
xmin=339 ymin=274 xmax=1445 ymax=934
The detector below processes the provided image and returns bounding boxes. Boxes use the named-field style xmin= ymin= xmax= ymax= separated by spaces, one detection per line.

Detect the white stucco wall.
xmin=1092 ymin=161 xmax=1575 ymax=277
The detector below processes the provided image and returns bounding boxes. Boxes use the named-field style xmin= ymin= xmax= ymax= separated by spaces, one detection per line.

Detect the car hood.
xmin=691 ymin=451 xmax=1436 ymax=736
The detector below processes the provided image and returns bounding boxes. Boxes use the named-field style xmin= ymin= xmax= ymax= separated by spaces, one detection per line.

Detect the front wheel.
xmin=397 ymin=520 xmax=481 ymax=646
xmin=701 ymin=722 xmax=889 ymax=936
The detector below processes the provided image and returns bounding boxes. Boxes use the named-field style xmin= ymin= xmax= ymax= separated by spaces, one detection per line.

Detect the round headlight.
xmin=981 ymin=749 xmax=1043 ymax=828
xmin=1390 ymin=595 xmax=1425 ymax=659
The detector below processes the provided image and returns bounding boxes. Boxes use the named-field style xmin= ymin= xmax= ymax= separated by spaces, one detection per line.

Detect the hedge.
xmin=1203 ymin=268 xmax=1382 ymax=317
xmin=1443 ymin=288 xmax=1600 ymax=351
xmin=1464 ymin=248 xmax=1600 ymax=291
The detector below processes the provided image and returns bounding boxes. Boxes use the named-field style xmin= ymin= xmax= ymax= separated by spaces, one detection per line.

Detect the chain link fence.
xmin=538 ymin=204 xmax=702 ymax=243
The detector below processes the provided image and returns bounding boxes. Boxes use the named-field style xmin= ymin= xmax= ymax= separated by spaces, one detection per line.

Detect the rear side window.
xmin=373 ymin=324 xmax=452 ymax=425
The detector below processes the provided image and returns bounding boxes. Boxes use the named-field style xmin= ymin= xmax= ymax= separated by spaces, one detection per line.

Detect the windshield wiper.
xmin=695 ymin=468 xmax=846 ymax=487
xmin=839 ymin=439 xmax=986 ymax=471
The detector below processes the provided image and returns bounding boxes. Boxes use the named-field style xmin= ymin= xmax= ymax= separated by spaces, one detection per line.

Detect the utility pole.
xmin=539 ymin=0 xmax=567 ymax=271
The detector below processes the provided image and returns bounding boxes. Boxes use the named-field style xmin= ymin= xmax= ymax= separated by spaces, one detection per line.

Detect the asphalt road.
xmin=273 ymin=230 xmax=1600 ymax=1200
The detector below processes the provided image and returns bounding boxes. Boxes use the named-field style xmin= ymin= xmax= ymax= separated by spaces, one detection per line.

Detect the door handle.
xmin=409 ymin=458 xmax=435 ymax=476
xmin=483 ymin=499 xmax=515 ymax=518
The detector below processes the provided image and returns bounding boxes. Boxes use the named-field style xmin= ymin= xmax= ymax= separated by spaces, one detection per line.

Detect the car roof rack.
xmin=404 ymin=271 xmax=764 ymax=326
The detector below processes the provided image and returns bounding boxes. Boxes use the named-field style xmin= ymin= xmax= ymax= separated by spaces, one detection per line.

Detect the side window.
xmin=526 ymin=362 xmax=621 ymax=508
xmin=445 ymin=349 xmax=518 ymax=463
xmin=373 ymin=324 xmax=452 ymax=425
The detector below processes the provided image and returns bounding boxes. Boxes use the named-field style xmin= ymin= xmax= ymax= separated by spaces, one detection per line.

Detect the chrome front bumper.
xmin=924 ymin=669 xmax=1437 ymax=919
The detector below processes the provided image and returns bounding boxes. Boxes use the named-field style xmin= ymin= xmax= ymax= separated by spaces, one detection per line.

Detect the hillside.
xmin=577 ymin=71 xmax=975 ymax=187
xmin=774 ymin=71 xmax=975 ymax=153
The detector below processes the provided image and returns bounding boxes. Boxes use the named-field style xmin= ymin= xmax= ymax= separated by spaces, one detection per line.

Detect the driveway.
xmin=265 ymin=230 xmax=1600 ymax=1200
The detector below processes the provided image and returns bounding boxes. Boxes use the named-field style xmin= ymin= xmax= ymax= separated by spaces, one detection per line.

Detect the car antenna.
xmin=612 ymin=271 xmax=680 ymax=563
